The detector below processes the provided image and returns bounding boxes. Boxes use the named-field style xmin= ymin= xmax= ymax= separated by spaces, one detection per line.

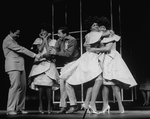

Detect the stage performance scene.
xmin=0 ymin=0 xmax=150 ymax=119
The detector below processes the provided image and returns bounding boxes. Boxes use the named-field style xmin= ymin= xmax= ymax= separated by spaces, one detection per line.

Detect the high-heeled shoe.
xmin=143 ymin=102 xmax=149 ymax=106
xmin=81 ymin=104 xmax=91 ymax=114
xmin=48 ymin=110 xmax=52 ymax=114
xmin=99 ymin=105 xmax=110 ymax=114
xmin=39 ymin=109 xmax=44 ymax=114
xmin=119 ymin=110 xmax=125 ymax=114
xmin=88 ymin=105 xmax=99 ymax=114
xmin=39 ymin=107 xmax=44 ymax=114
xmin=81 ymin=104 xmax=88 ymax=110
xmin=118 ymin=105 xmax=124 ymax=114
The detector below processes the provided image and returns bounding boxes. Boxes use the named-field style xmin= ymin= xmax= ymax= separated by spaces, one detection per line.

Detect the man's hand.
xmin=35 ymin=53 xmax=41 ymax=59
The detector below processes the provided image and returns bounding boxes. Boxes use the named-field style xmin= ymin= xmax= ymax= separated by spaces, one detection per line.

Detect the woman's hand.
xmin=49 ymin=48 xmax=56 ymax=55
xmin=86 ymin=46 xmax=91 ymax=51
xmin=34 ymin=53 xmax=42 ymax=61
xmin=110 ymin=30 xmax=115 ymax=36
xmin=47 ymin=46 xmax=54 ymax=52
xmin=84 ymin=44 xmax=91 ymax=51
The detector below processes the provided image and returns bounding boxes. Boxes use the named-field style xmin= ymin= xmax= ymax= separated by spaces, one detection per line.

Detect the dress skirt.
xmin=101 ymin=50 xmax=137 ymax=89
xmin=60 ymin=52 xmax=103 ymax=85
xmin=29 ymin=60 xmax=59 ymax=90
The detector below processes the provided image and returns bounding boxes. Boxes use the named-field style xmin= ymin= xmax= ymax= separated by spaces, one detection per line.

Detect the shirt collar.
xmin=8 ymin=35 xmax=13 ymax=39
xmin=62 ymin=35 xmax=70 ymax=41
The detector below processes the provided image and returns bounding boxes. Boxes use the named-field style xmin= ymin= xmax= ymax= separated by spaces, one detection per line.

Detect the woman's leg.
xmin=101 ymin=85 xmax=109 ymax=111
xmin=141 ymin=90 xmax=147 ymax=105
xmin=89 ymin=74 xmax=103 ymax=111
xmin=47 ymin=87 xmax=52 ymax=113
xmin=83 ymin=87 xmax=92 ymax=108
xmin=38 ymin=86 xmax=44 ymax=111
xmin=112 ymin=85 xmax=124 ymax=113
xmin=146 ymin=90 xmax=150 ymax=105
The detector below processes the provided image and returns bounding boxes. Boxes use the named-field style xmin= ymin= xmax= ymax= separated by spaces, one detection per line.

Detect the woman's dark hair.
xmin=84 ymin=16 xmax=101 ymax=31
xmin=99 ymin=16 xmax=111 ymax=30
xmin=9 ymin=28 xmax=19 ymax=33
xmin=58 ymin=26 xmax=69 ymax=35
xmin=39 ymin=22 xmax=51 ymax=32
xmin=84 ymin=16 xmax=111 ymax=31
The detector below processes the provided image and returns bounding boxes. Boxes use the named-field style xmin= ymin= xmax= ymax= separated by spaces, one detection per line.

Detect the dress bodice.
xmin=101 ymin=34 xmax=120 ymax=51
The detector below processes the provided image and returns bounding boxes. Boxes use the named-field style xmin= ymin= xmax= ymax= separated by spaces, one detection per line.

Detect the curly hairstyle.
xmin=39 ymin=22 xmax=51 ymax=32
xmin=84 ymin=16 xmax=101 ymax=31
xmin=84 ymin=16 xmax=111 ymax=31
xmin=99 ymin=16 xmax=111 ymax=30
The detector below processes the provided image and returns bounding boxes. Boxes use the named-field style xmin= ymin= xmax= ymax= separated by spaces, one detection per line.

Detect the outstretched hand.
xmin=35 ymin=53 xmax=41 ymax=60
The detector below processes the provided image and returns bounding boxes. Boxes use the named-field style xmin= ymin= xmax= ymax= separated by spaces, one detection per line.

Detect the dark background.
xmin=0 ymin=0 xmax=150 ymax=110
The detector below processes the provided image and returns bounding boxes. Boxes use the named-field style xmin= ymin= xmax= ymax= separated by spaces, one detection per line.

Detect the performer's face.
xmin=39 ymin=29 xmax=48 ymax=38
xmin=99 ymin=26 xmax=106 ymax=32
xmin=11 ymin=30 xmax=20 ymax=39
xmin=90 ymin=23 xmax=99 ymax=31
xmin=57 ymin=30 xmax=66 ymax=39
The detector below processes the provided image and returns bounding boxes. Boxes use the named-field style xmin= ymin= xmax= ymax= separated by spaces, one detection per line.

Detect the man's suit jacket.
xmin=2 ymin=35 xmax=36 ymax=72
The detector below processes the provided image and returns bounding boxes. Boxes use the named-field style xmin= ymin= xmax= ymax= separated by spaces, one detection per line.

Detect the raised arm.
xmin=101 ymin=30 xmax=114 ymax=39
xmin=88 ymin=41 xmax=114 ymax=53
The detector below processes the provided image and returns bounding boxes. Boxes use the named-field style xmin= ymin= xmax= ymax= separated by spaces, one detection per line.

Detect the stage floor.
xmin=0 ymin=110 xmax=150 ymax=119
xmin=1 ymin=102 xmax=150 ymax=119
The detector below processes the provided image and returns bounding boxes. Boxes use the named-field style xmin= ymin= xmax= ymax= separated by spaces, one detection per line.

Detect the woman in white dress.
xmin=88 ymin=16 xmax=137 ymax=114
xmin=28 ymin=29 xmax=59 ymax=114
xmin=60 ymin=16 xmax=113 ymax=114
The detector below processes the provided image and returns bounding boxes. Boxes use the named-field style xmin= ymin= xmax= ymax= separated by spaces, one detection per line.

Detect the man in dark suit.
xmin=2 ymin=28 xmax=40 ymax=115
xmin=44 ymin=27 xmax=79 ymax=114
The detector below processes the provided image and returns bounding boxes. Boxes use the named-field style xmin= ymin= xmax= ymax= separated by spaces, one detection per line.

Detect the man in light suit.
xmin=2 ymin=28 xmax=40 ymax=115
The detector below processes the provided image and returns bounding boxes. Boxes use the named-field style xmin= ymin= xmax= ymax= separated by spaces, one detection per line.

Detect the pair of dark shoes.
xmin=57 ymin=107 xmax=67 ymax=114
xmin=17 ymin=110 xmax=28 ymax=114
xmin=66 ymin=106 xmax=79 ymax=114
xmin=57 ymin=106 xmax=79 ymax=114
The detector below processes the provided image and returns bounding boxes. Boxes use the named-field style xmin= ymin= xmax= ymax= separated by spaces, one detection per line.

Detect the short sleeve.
xmin=85 ymin=31 xmax=103 ymax=44
xmin=33 ymin=38 xmax=42 ymax=45
xmin=101 ymin=34 xmax=121 ymax=44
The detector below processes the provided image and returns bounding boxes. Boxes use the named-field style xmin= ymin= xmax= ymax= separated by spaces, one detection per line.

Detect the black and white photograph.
xmin=0 ymin=0 xmax=150 ymax=119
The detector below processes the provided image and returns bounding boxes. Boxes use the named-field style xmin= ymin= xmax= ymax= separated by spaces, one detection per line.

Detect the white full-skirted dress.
xmin=100 ymin=35 xmax=137 ymax=89
xmin=28 ymin=38 xmax=59 ymax=90
xmin=60 ymin=31 xmax=103 ymax=85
